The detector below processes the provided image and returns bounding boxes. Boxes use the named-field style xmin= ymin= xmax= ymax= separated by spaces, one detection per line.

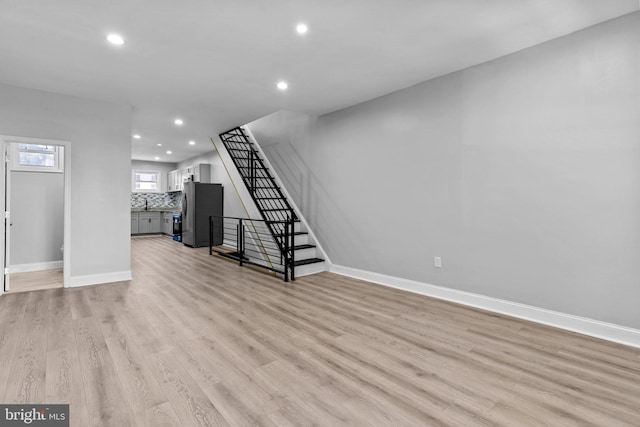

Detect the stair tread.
xmin=294 ymin=258 xmax=324 ymax=267
xmin=277 ymin=231 xmax=308 ymax=236
xmin=293 ymin=244 xmax=315 ymax=250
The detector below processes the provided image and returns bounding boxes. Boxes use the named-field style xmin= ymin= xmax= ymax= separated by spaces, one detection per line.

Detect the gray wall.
xmin=248 ymin=111 xmax=316 ymax=212
xmin=9 ymin=170 xmax=64 ymax=266
xmin=248 ymin=12 xmax=640 ymax=329
xmin=0 ymin=83 xmax=132 ymax=280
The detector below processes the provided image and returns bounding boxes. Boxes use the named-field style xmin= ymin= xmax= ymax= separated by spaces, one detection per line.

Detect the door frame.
xmin=0 ymin=135 xmax=71 ymax=295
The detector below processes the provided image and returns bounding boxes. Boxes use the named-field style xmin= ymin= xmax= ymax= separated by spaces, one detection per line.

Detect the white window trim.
xmin=132 ymin=170 xmax=161 ymax=193
xmin=10 ymin=143 xmax=64 ymax=173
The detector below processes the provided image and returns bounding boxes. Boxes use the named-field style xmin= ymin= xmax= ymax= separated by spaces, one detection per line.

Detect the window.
xmin=132 ymin=170 xmax=161 ymax=193
xmin=11 ymin=143 xmax=64 ymax=173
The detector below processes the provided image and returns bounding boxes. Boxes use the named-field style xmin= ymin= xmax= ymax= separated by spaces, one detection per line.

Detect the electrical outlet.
xmin=434 ymin=256 xmax=442 ymax=268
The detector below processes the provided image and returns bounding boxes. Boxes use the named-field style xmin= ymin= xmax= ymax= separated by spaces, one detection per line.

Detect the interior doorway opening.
xmin=1 ymin=136 xmax=71 ymax=294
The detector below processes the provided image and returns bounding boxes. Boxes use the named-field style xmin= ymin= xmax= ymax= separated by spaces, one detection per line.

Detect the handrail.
xmin=209 ymin=215 xmax=295 ymax=282
xmin=208 ymin=214 xmax=294 ymax=224
xmin=210 ymin=135 xmax=279 ymax=271
xmin=218 ymin=127 xmax=298 ymax=255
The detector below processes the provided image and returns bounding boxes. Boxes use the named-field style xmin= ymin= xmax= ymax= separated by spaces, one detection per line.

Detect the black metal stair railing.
xmin=209 ymin=215 xmax=296 ymax=282
xmin=219 ymin=127 xmax=298 ymax=279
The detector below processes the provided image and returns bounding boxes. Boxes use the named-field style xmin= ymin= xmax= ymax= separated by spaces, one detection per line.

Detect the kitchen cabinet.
xmin=183 ymin=163 xmax=211 ymax=184
xmin=168 ymin=169 xmax=183 ymax=192
xmin=168 ymin=163 xmax=210 ymax=192
xmin=138 ymin=212 xmax=161 ymax=234
xmin=167 ymin=170 xmax=175 ymax=192
xmin=161 ymin=212 xmax=173 ymax=235
xmin=131 ymin=212 xmax=139 ymax=234
xmin=132 ymin=211 xmax=176 ymax=235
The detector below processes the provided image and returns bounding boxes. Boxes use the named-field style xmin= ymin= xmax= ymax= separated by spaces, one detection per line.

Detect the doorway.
xmin=0 ymin=136 xmax=71 ymax=294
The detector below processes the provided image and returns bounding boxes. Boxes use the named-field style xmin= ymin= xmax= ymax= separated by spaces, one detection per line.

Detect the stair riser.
xmin=285 ymin=234 xmax=309 ymax=245
xmin=293 ymin=247 xmax=317 ymax=260
xmin=293 ymin=261 xmax=328 ymax=277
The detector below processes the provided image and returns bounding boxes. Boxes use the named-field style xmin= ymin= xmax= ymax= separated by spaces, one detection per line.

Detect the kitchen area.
xmin=131 ymin=161 xmax=223 ymax=247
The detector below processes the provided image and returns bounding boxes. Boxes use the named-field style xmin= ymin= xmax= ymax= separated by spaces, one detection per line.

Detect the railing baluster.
xmin=249 ymin=150 xmax=255 ymax=193
xmin=290 ymin=213 xmax=295 ymax=281
xmin=238 ymin=218 xmax=243 ymax=266
xmin=284 ymin=219 xmax=289 ymax=283
xmin=279 ymin=222 xmax=284 ymax=265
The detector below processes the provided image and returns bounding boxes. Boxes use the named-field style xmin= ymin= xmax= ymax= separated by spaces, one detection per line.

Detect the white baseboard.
xmin=330 ymin=264 xmax=640 ymax=349
xmin=9 ymin=261 xmax=63 ymax=273
xmin=66 ymin=270 xmax=132 ymax=288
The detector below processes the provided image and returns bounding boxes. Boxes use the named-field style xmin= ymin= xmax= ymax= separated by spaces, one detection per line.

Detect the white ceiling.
xmin=0 ymin=0 xmax=637 ymax=163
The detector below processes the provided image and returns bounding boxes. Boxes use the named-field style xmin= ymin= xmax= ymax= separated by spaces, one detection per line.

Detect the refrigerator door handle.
xmin=183 ymin=193 xmax=187 ymax=216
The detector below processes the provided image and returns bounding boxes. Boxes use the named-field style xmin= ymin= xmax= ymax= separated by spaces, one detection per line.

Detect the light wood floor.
xmin=0 ymin=235 xmax=638 ymax=426
xmin=7 ymin=269 xmax=63 ymax=293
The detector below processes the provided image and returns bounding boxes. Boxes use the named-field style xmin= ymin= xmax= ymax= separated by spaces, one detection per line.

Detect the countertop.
xmin=131 ymin=208 xmax=180 ymax=213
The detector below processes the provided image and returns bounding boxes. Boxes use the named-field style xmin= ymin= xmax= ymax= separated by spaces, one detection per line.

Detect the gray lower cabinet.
xmin=131 ymin=212 xmax=139 ymax=234
xmin=161 ymin=212 xmax=173 ymax=235
xmin=132 ymin=211 xmax=175 ymax=235
xmin=139 ymin=212 xmax=161 ymax=234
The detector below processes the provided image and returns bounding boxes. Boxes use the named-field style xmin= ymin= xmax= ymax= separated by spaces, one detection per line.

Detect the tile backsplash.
xmin=131 ymin=192 xmax=181 ymax=209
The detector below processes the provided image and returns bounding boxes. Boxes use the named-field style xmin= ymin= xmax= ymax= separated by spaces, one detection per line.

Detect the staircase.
xmin=218 ymin=127 xmax=324 ymax=279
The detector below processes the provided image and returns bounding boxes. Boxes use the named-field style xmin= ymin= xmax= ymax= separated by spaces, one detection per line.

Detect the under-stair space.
xmin=215 ymin=127 xmax=325 ymax=279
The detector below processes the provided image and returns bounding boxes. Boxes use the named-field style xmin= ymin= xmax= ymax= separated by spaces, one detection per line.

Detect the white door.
xmin=2 ymin=140 xmax=11 ymax=292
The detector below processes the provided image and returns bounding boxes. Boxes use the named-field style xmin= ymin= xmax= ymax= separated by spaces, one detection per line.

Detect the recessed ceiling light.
xmin=154 ymin=157 xmax=160 ymax=160
xmin=174 ymin=118 xmax=183 ymax=125
xmin=296 ymin=23 xmax=308 ymax=34
xmin=189 ymin=140 xmax=196 ymax=145
xmin=133 ymin=134 xmax=141 ymax=139
xmin=166 ymin=150 xmax=172 ymax=154
xmin=157 ymin=143 xmax=162 ymax=147
xmin=276 ymin=81 xmax=288 ymax=90
xmin=106 ymin=33 xmax=124 ymax=45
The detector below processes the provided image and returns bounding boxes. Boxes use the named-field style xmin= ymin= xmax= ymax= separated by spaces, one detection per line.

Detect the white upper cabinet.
xmin=168 ymin=163 xmax=210 ymax=192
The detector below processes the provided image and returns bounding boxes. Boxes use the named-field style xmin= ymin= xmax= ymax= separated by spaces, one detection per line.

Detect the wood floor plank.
xmin=0 ymin=235 xmax=638 ymax=426
xmin=74 ymin=317 xmax=135 ymax=426
xmin=3 ymin=290 xmax=50 ymax=403
xmin=171 ymin=337 xmax=244 ymax=389
xmin=68 ymin=288 xmax=93 ymax=320
xmin=104 ymin=333 xmax=169 ymax=413
xmin=0 ymin=293 xmax=28 ymax=397
xmin=46 ymin=288 xmax=89 ymax=426
xmin=8 ymin=269 xmax=63 ymax=293
xmin=146 ymin=350 xmax=230 ymax=427
xmin=137 ymin=401 xmax=182 ymax=427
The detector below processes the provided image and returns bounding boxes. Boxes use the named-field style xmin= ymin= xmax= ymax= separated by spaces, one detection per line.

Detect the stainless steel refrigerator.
xmin=181 ymin=182 xmax=223 ymax=247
